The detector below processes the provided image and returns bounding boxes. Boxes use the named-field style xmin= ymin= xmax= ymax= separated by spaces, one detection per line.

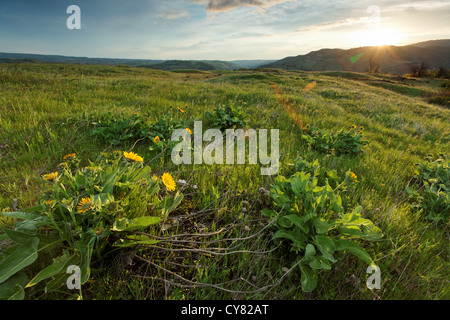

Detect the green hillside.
xmin=0 ymin=63 xmax=448 ymax=300
xmin=262 ymin=42 xmax=450 ymax=75
xmin=142 ymin=59 xmax=240 ymax=71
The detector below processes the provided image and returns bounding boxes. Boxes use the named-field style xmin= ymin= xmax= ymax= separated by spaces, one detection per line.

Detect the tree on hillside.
xmin=368 ymin=57 xmax=380 ymax=73
xmin=410 ymin=62 xmax=429 ymax=77
xmin=436 ymin=67 xmax=449 ymax=79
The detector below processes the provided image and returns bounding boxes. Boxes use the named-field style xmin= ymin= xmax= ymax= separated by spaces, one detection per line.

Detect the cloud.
xmin=296 ymin=16 xmax=382 ymax=33
xmin=191 ymin=0 xmax=294 ymax=12
xmin=385 ymin=0 xmax=450 ymax=12
xmin=158 ymin=10 xmax=190 ymax=20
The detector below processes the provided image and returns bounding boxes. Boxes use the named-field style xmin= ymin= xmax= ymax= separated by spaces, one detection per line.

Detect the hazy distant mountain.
xmin=0 ymin=52 xmax=265 ymax=70
xmin=410 ymin=39 xmax=450 ymax=48
xmin=261 ymin=40 xmax=450 ymax=75
xmin=0 ymin=52 xmax=164 ymax=66
xmin=231 ymin=60 xmax=277 ymax=69
xmin=142 ymin=60 xmax=245 ymax=71
xmin=1 ymin=40 xmax=449 ymax=74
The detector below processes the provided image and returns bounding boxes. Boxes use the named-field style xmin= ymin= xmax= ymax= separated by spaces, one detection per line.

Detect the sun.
xmin=356 ymin=27 xmax=403 ymax=47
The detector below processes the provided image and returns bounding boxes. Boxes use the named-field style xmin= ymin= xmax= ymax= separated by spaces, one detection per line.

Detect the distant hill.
xmin=411 ymin=39 xmax=450 ymax=48
xmin=0 ymin=52 xmax=165 ymax=67
xmin=0 ymin=52 xmax=269 ymax=70
xmin=2 ymin=40 xmax=449 ymax=74
xmin=231 ymin=60 xmax=277 ymax=69
xmin=261 ymin=40 xmax=450 ymax=75
xmin=142 ymin=60 xmax=223 ymax=71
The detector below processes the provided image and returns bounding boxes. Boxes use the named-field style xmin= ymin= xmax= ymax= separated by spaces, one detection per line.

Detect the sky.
xmin=0 ymin=0 xmax=449 ymax=60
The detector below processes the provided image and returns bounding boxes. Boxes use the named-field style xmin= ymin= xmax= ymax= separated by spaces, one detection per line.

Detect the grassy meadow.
xmin=0 ymin=63 xmax=448 ymax=300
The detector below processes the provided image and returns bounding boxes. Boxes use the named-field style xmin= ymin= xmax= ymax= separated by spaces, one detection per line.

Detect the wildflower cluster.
xmin=0 ymin=151 xmax=183 ymax=299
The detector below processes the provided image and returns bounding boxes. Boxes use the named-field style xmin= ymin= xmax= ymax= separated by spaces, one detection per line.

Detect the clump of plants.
xmin=0 ymin=152 xmax=183 ymax=300
xmin=302 ymin=125 xmax=368 ymax=155
xmin=406 ymin=156 xmax=449 ymax=223
xmin=262 ymin=157 xmax=382 ymax=292
xmin=427 ymin=88 xmax=450 ymax=108
xmin=90 ymin=112 xmax=184 ymax=146
xmin=205 ymin=101 xmax=247 ymax=130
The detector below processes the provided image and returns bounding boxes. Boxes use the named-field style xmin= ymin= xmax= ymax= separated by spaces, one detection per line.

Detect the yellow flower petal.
xmin=77 ymin=197 xmax=93 ymax=214
xmin=123 ymin=151 xmax=143 ymax=162
xmin=161 ymin=173 xmax=176 ymax=191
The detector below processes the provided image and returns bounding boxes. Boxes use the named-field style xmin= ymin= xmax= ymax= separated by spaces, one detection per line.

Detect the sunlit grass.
xmin=0 ymin=63 xmax=448 ymax=300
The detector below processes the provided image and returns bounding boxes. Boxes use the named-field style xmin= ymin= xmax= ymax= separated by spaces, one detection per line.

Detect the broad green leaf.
xmin=272 ymin=229 xmax=298 ymax=244
xmin=338 ymin=211 xmax=383 ymax=241
xmin=44 ymin=254 xmax=82 ymax=294
xmin=113 ymin=235 xmax=160 ymax=247
xmin=327 ymin=170 xmax=339 ymax=180
xmin=335 ymin=239 xmax=374 ymax=265
xmin=291 ymin=227 xmax=308 ymax=247
xmin=14 ymin=216 xmax=51 ymax=231
xmin=103 ymin=167 xmax=122 ymax=195
xmin=112 ymin=218 xmax=128 ymax=232
xmin=0 ymin=272 xmax=28 ymax=300
xmin=283 ymin=214 xmax=309 ymax=233
xmin=315 ymin=235 xmax=336 ymax=263
xmin=2 ymin=228 xmax=36 ymax=245
xmin=160 ymin=191 xmax=184 ymax=217
xmin=290 ymin=173 xmax=308 ymax=195
xmin=277 ymin=216 xmax=294 ymax=229
xmin=312 ymin=186 xmax=323 ymax=193
xmin=45 ymin=272 xmax=69 ymax=294
xmin=26 ymin=252 xmax=74 ymax=288
xmin=312 ymin=218 xmax=333 ymax=234
xmin=130 ymin=166 xmax=152 ymax=181
xmin=112 ymin=216 xmax=162 ymax=232
xmin=261 ymin=209 xmax=277 ymax=218
xmin=309 ymin=256 xmax=332 ymax=270
xmin=304 ymin=244 xmax=316 ymax=261
xmin=20 ymin=205 xmax=45 ymax=213
xmin=0 ymin=237 xmax=40 ymax=284
xmin=127 ymin=216 xmax=162 ymax=231
xmin=1 ymin=211 xmax=41 ymax=220
xmin=7 ymin=285 xmax=24 ymax=300
xmin=338 ymin=225 xmax=364 ymax=238
xmin=92 ymin=193 xmax=109 ymax=207
xmin=298 ymin=263 xmax=318 ymax=293
xmin=74 ymin=236 xmax=96 ymax=284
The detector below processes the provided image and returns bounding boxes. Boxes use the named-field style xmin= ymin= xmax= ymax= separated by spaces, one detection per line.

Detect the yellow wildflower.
xmin=154 ymin=136 xmax=160 ymax=143
xmin=77 ymin=197 xmax=93 ymax=214
xmin=161 ymin=173 xmax=176 ymax=191
xmin=186 ymin=128 xmax=192 ymax=135
xmin=43 ymin=172 xmax=58 ymax=181
xmin=84 ymin=166 xmax=101 ymax=171
xmin=123 ymin=151 xmax=143 ymax=162
xmin=63 ymin=153 xmax=76 ymax=160
xmin=348 ymin=171 xmax=358 ymax=183
xmin=94 ymin=227 xmax=105 ymax=235
xmin=45 ymin=200 xmax=55 ymax=206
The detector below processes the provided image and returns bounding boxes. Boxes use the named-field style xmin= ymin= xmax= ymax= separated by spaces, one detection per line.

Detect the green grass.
xmin=0 ymin=63 xmax=449 ymax=300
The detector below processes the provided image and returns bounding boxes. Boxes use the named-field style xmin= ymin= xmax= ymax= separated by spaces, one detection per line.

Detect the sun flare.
xmin=356 ymin=28 xmax=403 ymax=47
